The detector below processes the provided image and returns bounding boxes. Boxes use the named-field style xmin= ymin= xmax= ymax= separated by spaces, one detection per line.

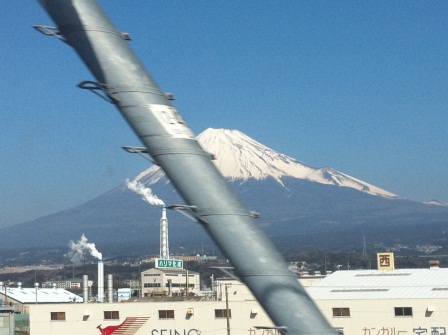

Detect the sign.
xmin=156 ymin=258 xmax=184 ymax=269
xmin=148 ymin=104 xmax=195 ymax=139
xmin=377 ymin=252 xmax=395 ymax=270
xmin=152 ymin=329 xmax=200 ymax=335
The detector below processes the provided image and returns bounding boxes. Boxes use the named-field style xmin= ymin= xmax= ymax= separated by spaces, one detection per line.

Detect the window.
xmin=159 ymin=310 xmax=175 ymax=319
xmin=50 ymin=312 xmax=66 ymax=321
xmin=394 ymin=307 xmax=412 ymax=317
xmin=215 ymin=309 xmax=231 ymax=318
xmin=104 ymin=311 xmax=119 ymax=320
xmin=165 ymin=283 xmax=195 ymax=288
xmin=332 ymin=308 xmax=350 ymax=317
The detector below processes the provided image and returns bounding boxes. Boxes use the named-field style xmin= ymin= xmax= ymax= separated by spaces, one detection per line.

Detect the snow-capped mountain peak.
xmin=197 ymin=128 xmax=315 ymax=184
xmin=136 ymin=128 xmax=397 ymax=198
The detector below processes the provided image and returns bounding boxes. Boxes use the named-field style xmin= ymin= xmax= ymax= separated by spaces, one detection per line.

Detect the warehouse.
xmin=141 ymin=268 xmax=200 ymax=297
xmin=307 ymin=266 xmax=448 ymax=335
xmin=5 ymin=266 xmax=448 ymax=335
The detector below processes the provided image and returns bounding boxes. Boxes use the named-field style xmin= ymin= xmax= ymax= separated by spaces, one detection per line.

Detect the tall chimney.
xmin=83 ymin=275 xmax=89 ymax=303
xmin=160 ymin=205 xmax=169 ymax=259
xmin=98 ymin=260 xmax=104 ymax=302
xmin=107 ymin=274 xmax=113 ymax=303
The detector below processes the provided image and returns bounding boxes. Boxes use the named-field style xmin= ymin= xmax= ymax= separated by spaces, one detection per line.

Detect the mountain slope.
xmin=138 ymin=128 xmax=397 ymax=198
xmin=0 ymin=128 xmax=446 ymax=257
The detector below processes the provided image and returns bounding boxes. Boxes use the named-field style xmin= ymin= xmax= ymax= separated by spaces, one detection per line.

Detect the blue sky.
xmin=1 ymin=1 xmax=447 ymax=227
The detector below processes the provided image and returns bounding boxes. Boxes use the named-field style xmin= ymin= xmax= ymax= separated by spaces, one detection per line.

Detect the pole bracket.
xmin=77 ymin=81 xmax=115 ymax=103
xmin=166 ymin=205 xmax=201 ymax=223
xmin=122 ymin=146 xmax=159 ymax=165
xmin=33 ymin=25 xmax=68 ymax=44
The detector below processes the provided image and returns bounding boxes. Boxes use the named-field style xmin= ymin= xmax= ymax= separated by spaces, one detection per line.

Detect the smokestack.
xmin=107 ymin=274 xmax=113 ymax=303
xmin=98 ymin=260 xmax=104 ymax=302
xmin=160 ymin=206 xmax=169 ymax=259
xmin=83 ymin=275 xmax=88 ymax=303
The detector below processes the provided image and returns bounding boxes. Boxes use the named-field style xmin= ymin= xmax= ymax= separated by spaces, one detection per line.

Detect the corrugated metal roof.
xmin=307 ymin=268 xmax=448 ymax=300
xmin=2 ymin=287 xmax=83 ymax=304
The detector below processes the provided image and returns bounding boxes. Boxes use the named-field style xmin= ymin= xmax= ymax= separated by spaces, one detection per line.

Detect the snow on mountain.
xmin=135 ymin=128 xmax=398 ymax=198
xmin=424 ymin=200 xmax=448 ymax=207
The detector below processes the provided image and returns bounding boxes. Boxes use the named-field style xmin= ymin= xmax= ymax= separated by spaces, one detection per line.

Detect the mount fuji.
xmin=137 ymin=128 xmax=397 ymax=199
xmin=1 ymin=128 xmax=447 ymax=258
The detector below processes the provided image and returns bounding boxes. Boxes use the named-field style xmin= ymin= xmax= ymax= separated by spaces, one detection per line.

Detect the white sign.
xmin=148 ymin=104 xmax=195 ymax=139
xmin=156 ymin=258 xmax=184 ymax=269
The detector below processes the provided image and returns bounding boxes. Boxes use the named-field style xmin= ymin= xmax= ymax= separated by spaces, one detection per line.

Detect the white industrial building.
xmin=306 ymin=267 xmax=448 ymax=335
xmin=0 ymin=285 xmax=82 ymax=314
xmin=2 ymin=266 xmax=447 ymax=335
xmin=42 ymin=278 xmax=93 ymax=290
xmin=141 ymin=268 xmax=200 ymax=297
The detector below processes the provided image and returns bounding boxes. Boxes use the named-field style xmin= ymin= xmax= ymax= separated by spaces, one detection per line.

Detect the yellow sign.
xmin=377 ymin=252 xmax=394 ymax=270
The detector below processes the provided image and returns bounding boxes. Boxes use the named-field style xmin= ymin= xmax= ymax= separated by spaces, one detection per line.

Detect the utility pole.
xmin=210 ymin=274 xmax=214 ymax=301
xmin=362 ymin=236 xmax=367 ymax=260
xmin=34 ymin=283 xmax=39 ymax=304
xmin=185 ymin=270 xmax=189 ymax=297
xmin=138 ymin=262 xmax=142 ymax=298
xmin=4 ymin=284 xmax=7 ymax=305
xmin=225 ymin=284 xmax=230 ymax=335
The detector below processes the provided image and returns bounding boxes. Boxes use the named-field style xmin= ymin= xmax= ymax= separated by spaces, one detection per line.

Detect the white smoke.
xmin=126 ymin=178 xmax=165 ymax=206
xmin=66 ymin=234 xmax=102 ymax=264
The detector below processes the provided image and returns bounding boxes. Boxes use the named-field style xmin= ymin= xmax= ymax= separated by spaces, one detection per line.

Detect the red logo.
xmin=97 ymin=317 xmax=150 ymax=335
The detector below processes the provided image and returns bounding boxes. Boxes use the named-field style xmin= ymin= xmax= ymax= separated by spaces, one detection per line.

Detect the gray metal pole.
xmin=35 ymin=1 xmax=336 ymax=334
xmin=225 ymin=284 xmax=231 ymax=335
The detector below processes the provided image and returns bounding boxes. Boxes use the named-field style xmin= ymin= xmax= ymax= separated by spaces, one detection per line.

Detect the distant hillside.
xmin=1 ymin=129 xmax=447 ymax=259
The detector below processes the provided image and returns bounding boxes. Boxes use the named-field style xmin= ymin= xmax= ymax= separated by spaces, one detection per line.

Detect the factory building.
xmin=27 ymin=294 xmax=273 ymax=335
xmin=42 ymin=278 xmax=93 ymax=290
xmin=2 ymin=259 xmax=447 ymax=335
xmin=141 ymin=268 xmax=200 ymax=297
xmin=307 ymin=267 xmax=448 ymax=335
xmin=0 ymin=285 xmax=83 ymax=314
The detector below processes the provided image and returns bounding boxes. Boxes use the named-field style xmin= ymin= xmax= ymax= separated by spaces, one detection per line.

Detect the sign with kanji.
xmin=377 ymin=252 xmax=395 ymax=270
xmin=155 ymin=258 xmax=184 ymax=269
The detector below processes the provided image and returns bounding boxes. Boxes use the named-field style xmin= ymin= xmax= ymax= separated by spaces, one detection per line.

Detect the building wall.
xmin=0 ymin=310 xmax=14 ymax=335
xmin=141 ymin=269 xmax=200 ymax=297
xmin=23 ymin=275 xmax=448 ymax=335
xmin=316 ymin=298 xmax=448 ymax=335
xmin=25 ymin=295 xmax=448 ymax=335
xmin=203 ymin=279 xmax=448 ymax=335
xmin=28 ymin=299 xmax=274 ymax=335
xmin=42 ymin=280 xmax=93 ymax=290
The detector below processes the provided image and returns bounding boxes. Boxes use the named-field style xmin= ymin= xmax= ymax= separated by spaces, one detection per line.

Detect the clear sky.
xmin=1 ymin=1 xmax=447 ymax=227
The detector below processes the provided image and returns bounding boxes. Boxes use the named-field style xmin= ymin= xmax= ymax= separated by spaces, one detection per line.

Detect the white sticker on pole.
xmin=148 ymin=104 xmax=195 ymax=139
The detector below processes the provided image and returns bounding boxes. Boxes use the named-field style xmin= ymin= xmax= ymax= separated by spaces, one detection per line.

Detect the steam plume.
xmin=126 ymin=178 xmax=165 ymax=206
xmin=66 ymin=234 xmax=102 ymax=264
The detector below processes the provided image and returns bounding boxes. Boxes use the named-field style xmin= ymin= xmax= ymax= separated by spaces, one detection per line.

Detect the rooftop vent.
xmin=429 ymin=260 xmax=440 ymax=269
